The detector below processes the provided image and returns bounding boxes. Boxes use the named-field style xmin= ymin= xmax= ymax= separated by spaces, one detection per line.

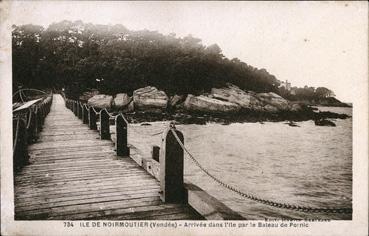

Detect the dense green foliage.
xmin=279 ymin=85 xmax=335 ymax=101
xmin=12 ymin=20 xmax=281 ymax=98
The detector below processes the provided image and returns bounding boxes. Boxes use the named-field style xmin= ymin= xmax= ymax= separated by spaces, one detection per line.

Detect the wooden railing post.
xmin=100 ymin=109 xmax=110 ymax=140
xmin=152 ymin=145 xmax=160 ymax=162
xmin=33 ymin=107 xmax=39 ymax=141
xmin=13 ymin=118 xmax=29 ymax=170
xmin=40 ymin=105 xmax=46 ymax=126
xmin=82 ymin=105 xmax=89 ymax=124
xmin=159 ymin=126 xmax=185 ymax=203
xmin=88 ymin=107 xmax=97 ymax=130
xmin=77 ymin=102 xmax=83 ymax=120
xmin=73 ymin=101 xmax=78 ymax=116
xmin=115 ymin=114 xmax=129 ymax=156
xmin=76 ymin=102 xmax=80 ymax=117
xmin=39 ymin=106 xmax=45 ymax=131
xmin=36 ymin=106 xmax=42 ymax=132
xmin=27 ymin=109 xmax=37 ymax=143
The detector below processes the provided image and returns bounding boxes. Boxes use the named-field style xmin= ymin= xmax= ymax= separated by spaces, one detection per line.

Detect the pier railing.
xmin=63 ymin=96 xmax=352 ymax=218
xmin=63 ymin=97 xmax=243 ymax=219
xmin=13 ymin=94 xmax=53 ymax=170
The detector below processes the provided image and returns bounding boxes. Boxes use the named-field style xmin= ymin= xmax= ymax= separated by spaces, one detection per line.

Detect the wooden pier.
xmin=14 ymin=94 xmax=204 ymax=220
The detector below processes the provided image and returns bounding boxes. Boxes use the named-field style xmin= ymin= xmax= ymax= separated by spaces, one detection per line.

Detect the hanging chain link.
xmin=170 ymin=128 xmax=352 ymax=214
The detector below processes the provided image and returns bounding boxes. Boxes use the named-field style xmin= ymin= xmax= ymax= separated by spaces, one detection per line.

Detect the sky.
xmin=6 ymin=1 xmax=368 ymax=102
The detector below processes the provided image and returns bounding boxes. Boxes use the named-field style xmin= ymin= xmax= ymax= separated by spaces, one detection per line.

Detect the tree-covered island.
xmin=12 ymin=21 xmax=350 ymax=125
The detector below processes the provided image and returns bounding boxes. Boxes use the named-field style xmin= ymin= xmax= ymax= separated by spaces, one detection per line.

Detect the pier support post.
xmin=27 ymin=109 xmax=37 ymax=143
xmin=73 ymin=101 xmax=77 ymax=116
xmin=152 ymin=146 xmax=160 ymax=162
xmin=36 ymin=107 xmax=42 ymax=132
xmin=159 ymin=125 xmax=185 ymax=203
xmin=82 ymin=105 xmax=89 ymax=124
xmin=77 ymin=102 xmax=83 ymax=120
xmin=13 ymin=118 xmax=29 ymax=170
xmin=39 ymin=106 xmax=45 ymax=131
xmin=88 ymin=107 xmax=97 ymax=130
xmin=115 ymin=114 xmax=129 ymax=156
xmin=100 ymin=109 xmax=110 ymax=140
xmin=33 ymin=108 xmax=39 ymax=141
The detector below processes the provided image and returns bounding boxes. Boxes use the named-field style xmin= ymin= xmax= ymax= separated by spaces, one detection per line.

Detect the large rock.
xmin=169 ymin=95 xmax=185 ymax=107
xmin=133 ymin=86 xmax=168 ymax=112
xmin=87 ymin=94 xmax=113 ymax=109
xmin=184 ymin=94 xmax=240 ymax=113
xmin=290 ymin=103 xmax=303 ymax=112
xmin=256 ymin=92 xmax=290 ymax=111
xmin=211 ymin=85 xmax=263 ymax=110
xmin=113 ymin=93 xmax=131 ymax=109
xmin=315 ymin=119 xmax=336 ymax=127
xmin=122 ymin=100 xmax=134 ymax=113
xmin=263 ymin=104 xmax=279 ymax=113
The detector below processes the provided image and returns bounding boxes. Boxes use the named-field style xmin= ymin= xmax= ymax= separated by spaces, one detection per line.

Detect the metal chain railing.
xmin=108 ymin=112 xmax=116 ymax=119
xmin=72 ymin=100 xmax=164 ymax=136
xmin=91 ymin=106 xmax=99 ymax=115
xmin=170 ymin=128 xmax=352 ymax=214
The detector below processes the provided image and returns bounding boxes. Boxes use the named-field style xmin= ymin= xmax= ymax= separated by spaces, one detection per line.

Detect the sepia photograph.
xmin=1 ymin=1 xmax=368 ymax=235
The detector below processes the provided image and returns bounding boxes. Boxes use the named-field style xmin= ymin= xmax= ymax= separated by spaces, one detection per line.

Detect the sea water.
xmin=127 ymin=107 xmax=352 ymax=220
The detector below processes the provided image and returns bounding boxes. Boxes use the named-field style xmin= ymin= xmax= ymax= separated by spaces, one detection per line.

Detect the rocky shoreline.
xmin=118 ymin=109 xmax=350 ymax=125
xmin=81 ymin=84 xmax=351 ymax=125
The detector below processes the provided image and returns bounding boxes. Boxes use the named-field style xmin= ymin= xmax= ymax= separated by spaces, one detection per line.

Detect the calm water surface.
xmin=128 ymin=107 xmax=352 ymax=220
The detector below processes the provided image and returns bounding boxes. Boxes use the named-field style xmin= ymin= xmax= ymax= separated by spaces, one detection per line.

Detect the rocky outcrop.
xmin=263 ymin=104 xmax=279 ymax=113
xmin=87 ymin=94 xmax=113 ymax=109
xmin=211 ymin=84 xmax=293 ymax=112
xmin=133 ymin=86 xmax=168 ymax=112
xmin=122 ymin=100 xmax=134 ymax=113
xmin=256 ymin=92 xmax=290 ymax=111
xmin=315 ymin=119 xmax=336 ymax=127
xmin=184 ymin=94 xmax=241 ymax=113
xmin=113 ymin=93 xmax=131 ymax=109
xmin=211 ymin=85 xmax=265 ymax=111
xmin=290 ymin=103 xmax=303 ymax=112
xmin=169 ymin=95 xmax=185 ymax=108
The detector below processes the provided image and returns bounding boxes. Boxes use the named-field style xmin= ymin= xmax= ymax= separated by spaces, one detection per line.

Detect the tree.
xmin=316 ymin=87 xmax=335 ymax=98
xmin=12 ymin=20 xmax=299 ymax=97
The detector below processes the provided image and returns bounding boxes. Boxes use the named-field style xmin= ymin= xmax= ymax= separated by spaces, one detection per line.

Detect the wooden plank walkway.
xmin=14 ymin=94 xmax=203 ymax=220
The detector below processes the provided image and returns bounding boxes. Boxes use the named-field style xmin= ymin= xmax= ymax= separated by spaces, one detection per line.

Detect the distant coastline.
xmin=291 ymin=97 xmax=351 ymax=108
